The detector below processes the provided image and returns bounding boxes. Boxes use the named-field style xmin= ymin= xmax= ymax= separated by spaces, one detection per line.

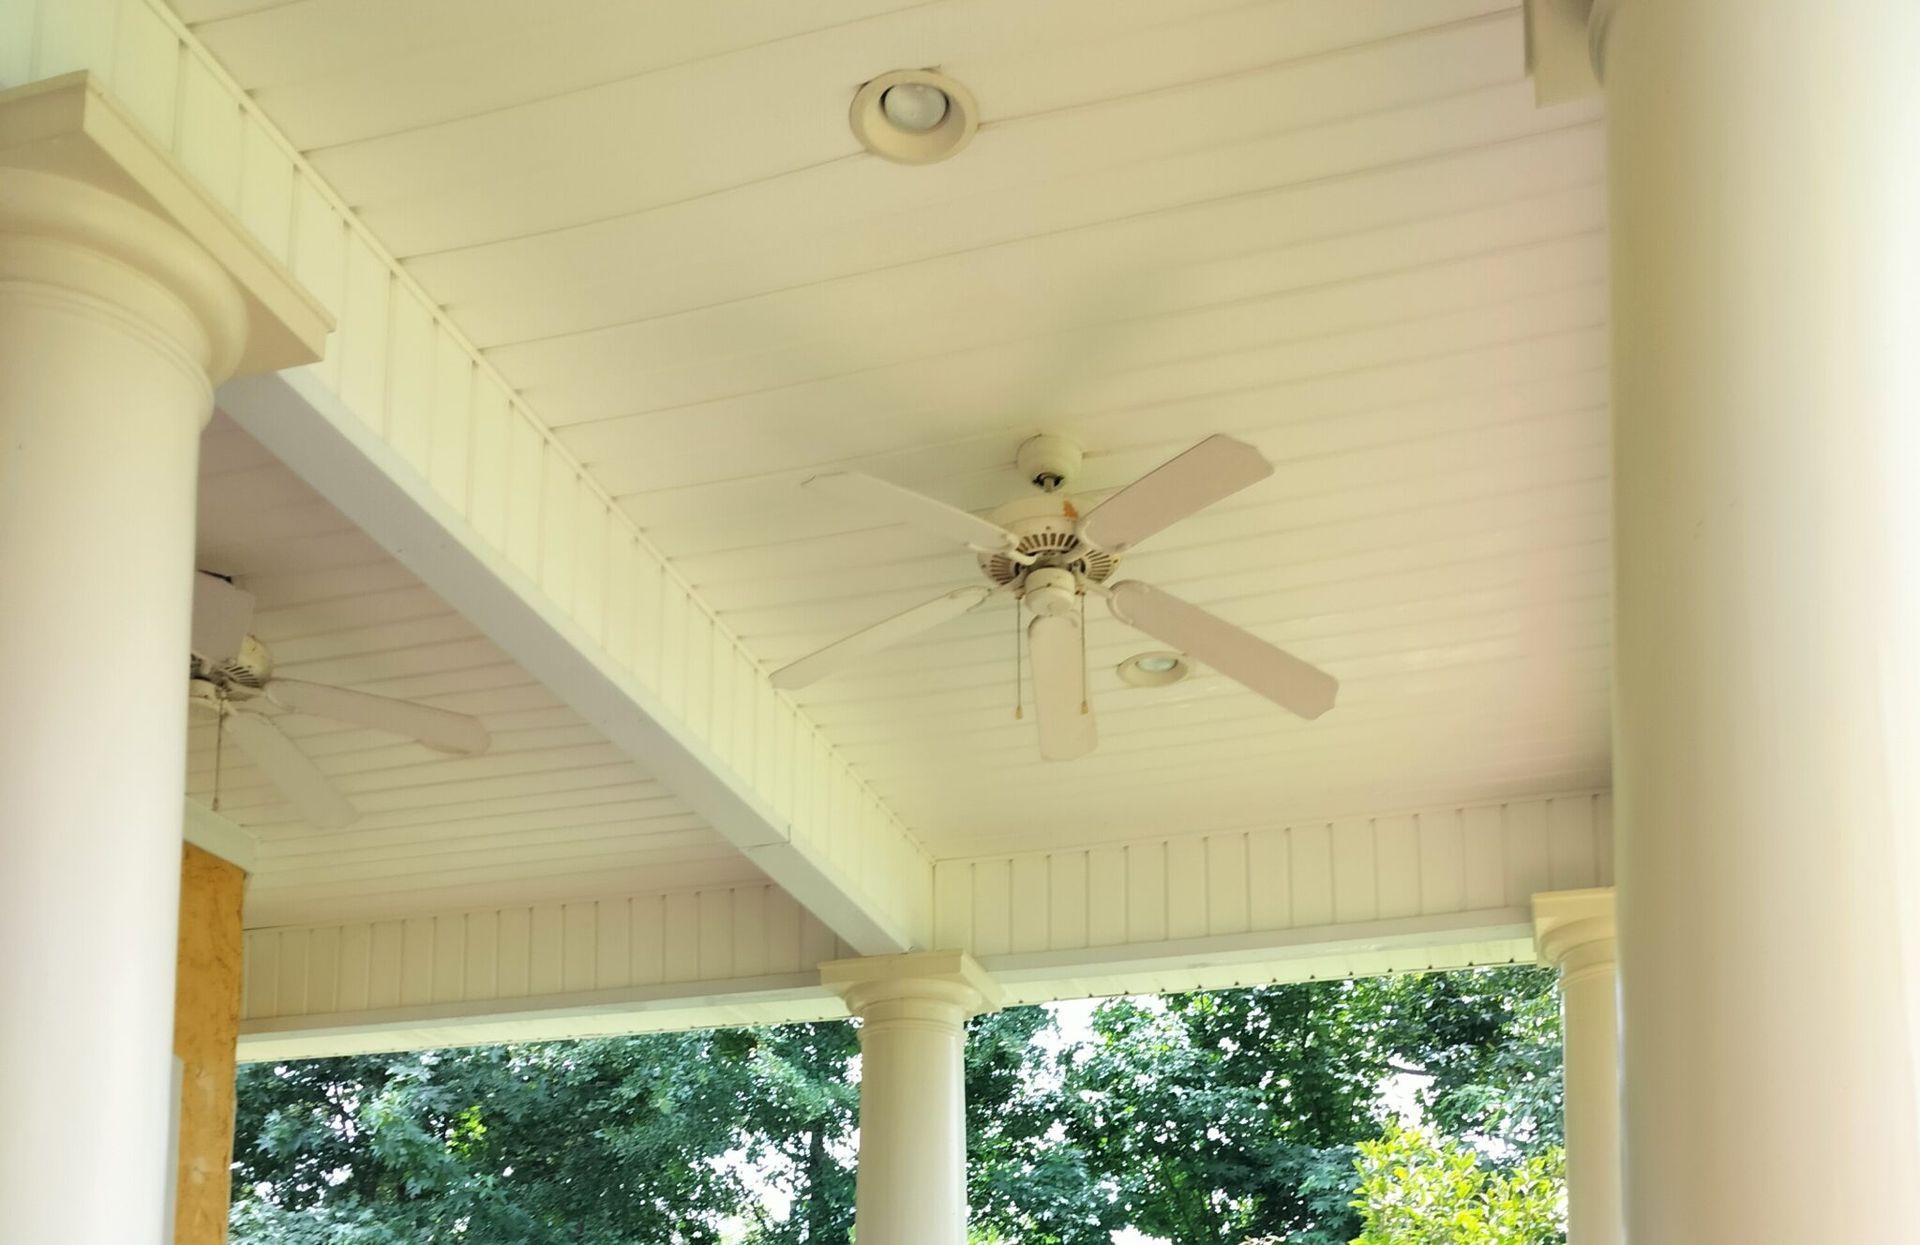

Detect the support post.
xmin=0 ymin=76 xmax=325 ymax=1243
xmin=821 ymin=952 xmax=1001 ymax=1245
xmin=1533 ymin=889 xmax=1619 ymax=1245
xmin=1594 ymin=1 xmax=1920 ymax=1239
xmin=173 ymin=845 xmax=248 ymax=1245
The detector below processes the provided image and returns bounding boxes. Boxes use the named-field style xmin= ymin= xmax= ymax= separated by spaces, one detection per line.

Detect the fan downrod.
xmin=1015 ymin=433 xmax=1083 ymax=493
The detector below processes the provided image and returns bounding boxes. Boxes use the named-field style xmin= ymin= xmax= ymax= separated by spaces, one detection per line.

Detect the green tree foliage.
xmin=1366 ymin=968 xmax=1564 ymax=1152
xmin=230 ymin=1036 xmax=747 ymax=1244
xmin=1349 ymin=1124 xmax=1565 ymax=1245
xmin=726 ymin=1023 xmax=859 ymax=1244
xmin=229 ymin=967 xmax=1563 ymax=1245
xmin=1065 ymin=983 xmax=1381 ymax=1244
xmin=965 ymin=1008 xmax=1112 ymax=1245
xmin=1058 ymin=968 xmax=1561 ymax=1245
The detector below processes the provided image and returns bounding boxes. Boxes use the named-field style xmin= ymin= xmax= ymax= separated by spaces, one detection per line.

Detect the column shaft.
xmin=1558 ymin=944 xmax=1619 ymax=1244
xmin=854 ymin=991 xmax=973 ymax=1244
xmin=1603 ymin=2 xmax=1920 ymax=1240
xmin=822 ymin=952 xmax=999 ymax=1245
xmin=0 ymin=169 xmax=241 ymax=1243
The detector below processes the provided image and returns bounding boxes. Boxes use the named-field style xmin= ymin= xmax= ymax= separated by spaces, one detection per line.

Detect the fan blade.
xmin=1107 ymin=580 xmax=1337 ymax=719
xmin=1076 ymin=435 xmax=1273 ymax=554
xmin=266 ymin=679 xmax=490 ymax=755
xmin=191 ymin=572 xmax=256 ymax=664
xmin=806 ymin=472 xmax=1023 ymax=556
xmin=1028 ymin=612 xmax=1097 ymax=761
xmin=225 ymin=711 xmax=357 ymax=829
xmin=771 ymin=586 xmax=994 ymax=690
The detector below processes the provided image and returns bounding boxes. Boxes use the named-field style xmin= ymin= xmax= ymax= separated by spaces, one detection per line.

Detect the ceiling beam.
xmin=221 ymin=369 xmax=928 ymax=955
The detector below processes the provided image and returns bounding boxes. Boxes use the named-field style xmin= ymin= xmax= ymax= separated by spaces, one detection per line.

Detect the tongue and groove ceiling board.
xmin=195 ymin=417 xmax=759 ymax=927
xmin=179 ymin=0 xmax=1611 ymax=856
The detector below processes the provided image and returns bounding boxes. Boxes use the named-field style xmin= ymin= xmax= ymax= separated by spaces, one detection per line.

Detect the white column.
xmin=1533 ymin=890 xmax=1619 ymax=1245
xmin=0 ymin=168 xmax=246 ymax=1241
xmin=821 ymin=952 xmax=1001 ymax=1245
xmin=1598 ymin=1 xmax=1920 ymax=1241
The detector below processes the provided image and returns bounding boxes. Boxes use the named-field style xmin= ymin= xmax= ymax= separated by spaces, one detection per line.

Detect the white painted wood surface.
xmin=239 ymin=791 xmax=1605 ymax=1055
xmin=241 ymin=881 xmax=848 ymax=1023
xmin=933 ymin=791 xmax=1609 ymax=957
xmin=2 ymin=0 xmax=1614 ymax=968
xmin=132 ymin=0 xmax=1614 ymax=860
xmin=0 ymin=0 xmax=934 ymax=951
xmin=194 ymin=418 xmax=758 ymax=928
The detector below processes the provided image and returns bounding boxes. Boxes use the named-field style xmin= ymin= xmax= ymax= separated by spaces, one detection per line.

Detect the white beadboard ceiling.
xmin=180 ymin=0 xmax=1611 ymax=857
xmin=195 ymin=416 xmax=759 ymax=926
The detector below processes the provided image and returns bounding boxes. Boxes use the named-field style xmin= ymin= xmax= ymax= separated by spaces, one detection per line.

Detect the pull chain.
xmin=1012 ymin=595 xmax=1024 ymax=720
xmin=1078 ymin=593 xmax=1090 ymax=714
xmin=212 ymin=694 xmax=226 ymax=813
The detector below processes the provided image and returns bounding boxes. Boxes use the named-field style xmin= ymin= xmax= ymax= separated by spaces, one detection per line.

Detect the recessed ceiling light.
xmin=1117 ymin=651 xmax=1190 ymax=688
xmin=850 ymin=69 xmax=978 ymax=164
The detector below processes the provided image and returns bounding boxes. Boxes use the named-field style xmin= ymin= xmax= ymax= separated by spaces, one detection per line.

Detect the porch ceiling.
xmin=194 ymin=415 xmax=761 ymax=927
xmin=175 ymin=0 xmax=1611 ymax=859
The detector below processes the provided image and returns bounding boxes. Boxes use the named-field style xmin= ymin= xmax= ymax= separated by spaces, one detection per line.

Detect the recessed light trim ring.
xmin=850 ymin=68 xmax=979 ymax=165
xmin=1118 ymin=651 xmax=1191 ymax=688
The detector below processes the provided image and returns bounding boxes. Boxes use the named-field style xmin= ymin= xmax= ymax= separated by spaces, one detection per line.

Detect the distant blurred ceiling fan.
xmin=770 ymin=433 xmax=1337 ymax=761
xmin=189 ymin=571 xmax=490 ymax=827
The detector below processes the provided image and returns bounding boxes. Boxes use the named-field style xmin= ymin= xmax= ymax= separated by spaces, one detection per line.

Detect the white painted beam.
xmin=219 ymin=370 xmax=923 ymax=954
xmin=183 ymin=800 xmax=258 ymax=874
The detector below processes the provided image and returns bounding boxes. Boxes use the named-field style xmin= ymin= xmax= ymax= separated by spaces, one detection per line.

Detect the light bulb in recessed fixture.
xmin=1118 ymin=651 xmax=1189 ymax=687
xmin=880 ymin=82 xmax=949 ymax=133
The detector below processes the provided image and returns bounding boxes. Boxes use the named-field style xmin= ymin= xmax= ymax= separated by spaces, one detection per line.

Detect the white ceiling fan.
xmin=770 ymin=434 xmax=1337 ymax=761
xmin=189 ymin=571 xmax=490 ymax=827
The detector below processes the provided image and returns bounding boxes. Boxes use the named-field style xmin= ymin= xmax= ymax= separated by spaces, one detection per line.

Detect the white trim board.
xmin=183 ymin=800 xmax=259 ymax=874
xmin=236 ymin=791 xmax=1604 ymax=1057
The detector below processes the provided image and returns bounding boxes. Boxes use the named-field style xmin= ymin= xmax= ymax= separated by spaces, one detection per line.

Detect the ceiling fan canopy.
xmin=770 ymin=433 xmax=1338 ymax=761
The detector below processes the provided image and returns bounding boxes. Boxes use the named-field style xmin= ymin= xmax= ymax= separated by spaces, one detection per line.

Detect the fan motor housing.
xmin=191 ymin=633 xmax=273 ymax=695
xmin=976 ymin=494 xmax=1118 ymax=588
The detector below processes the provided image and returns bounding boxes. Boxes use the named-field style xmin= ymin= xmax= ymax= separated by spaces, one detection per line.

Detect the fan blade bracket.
xmin=971 ymin=541 xmax=1037 ymax=565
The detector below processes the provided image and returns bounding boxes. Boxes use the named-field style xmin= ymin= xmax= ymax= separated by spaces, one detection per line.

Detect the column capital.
xmin=820 ymin=950 xmax=1003 ymax=1018
xmin=0 ymin=72 xmax=330 ymax=378
xmin=1532 ymin=887 xmax=1616 ymax=975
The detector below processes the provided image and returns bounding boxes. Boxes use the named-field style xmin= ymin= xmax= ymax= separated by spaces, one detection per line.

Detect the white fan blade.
xmin=225 ymin=711 xmax=357 ymax=829
xmin=266 ymin=679 xmax=490 ymax=755
xmin=191 ymin=572 xmax=256 ymax=664
xmin=806 ymin=472 xmax=1023 ymax=555
xmin=1107 ymin=580 xmax=1337 ymax=719
xmin=772 ymin=586 xmax=994 ymax=690
xmin=1076 ymin=435 xmax=1273 ymax=554
xmin=1028 ymin=612 xmax=1097 ymax=761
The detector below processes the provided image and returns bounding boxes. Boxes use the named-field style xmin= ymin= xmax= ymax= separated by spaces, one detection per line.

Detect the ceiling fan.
xmin=770 ymin=433 xmax=1337 ymax=761
xmin=189 ymin=571 xmax=490 ymax=827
